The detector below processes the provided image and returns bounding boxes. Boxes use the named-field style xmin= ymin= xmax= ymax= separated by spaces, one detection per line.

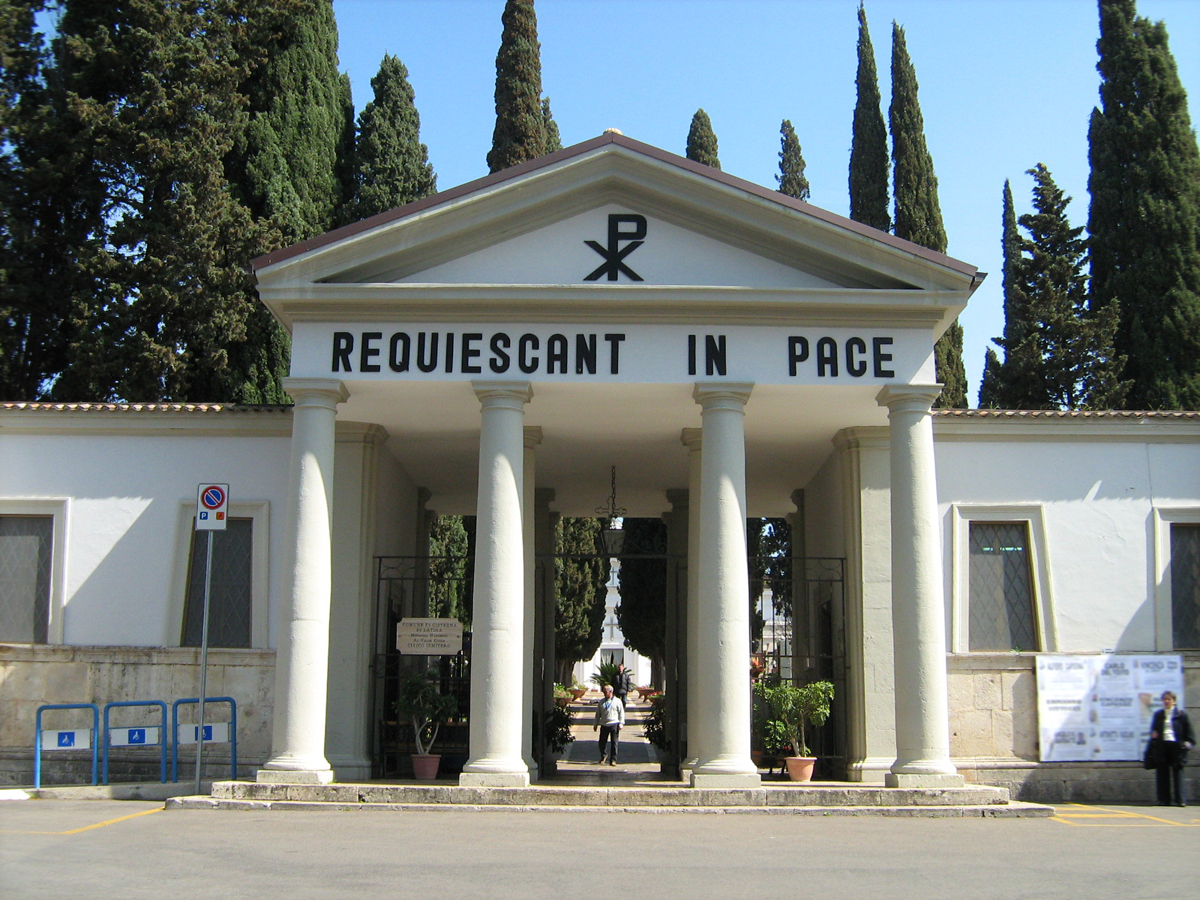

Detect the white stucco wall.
xmin=934 ymin=424 xmax=1200 ymax=654
xmin=0 ymin=412 xmax=293 ymax=648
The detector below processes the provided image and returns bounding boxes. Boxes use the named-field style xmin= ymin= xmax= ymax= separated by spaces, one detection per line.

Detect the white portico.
xmin=251 ymin=133 xmax=981 ymax=789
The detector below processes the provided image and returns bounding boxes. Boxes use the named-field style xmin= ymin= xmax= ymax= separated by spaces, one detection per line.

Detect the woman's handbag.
xmin=1143 ymin=738 xmax=1158 ymax=770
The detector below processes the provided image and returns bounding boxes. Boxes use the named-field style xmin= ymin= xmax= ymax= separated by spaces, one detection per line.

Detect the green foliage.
xmin=754 ymin=680 xmax=834 ymax=758
xmin=542 ymin=96 xmax=562 ymax=153
xmin=32 ymin=0 xmax=286 ymax=403
xmin=988 ymin=166 xmax=1129 ymax=410
xmin=428 ymin=515 xmax=470 ymax=625
xmin=889 ymin=22 xmax=946 ymax=254
xmin=848 ymin=2 xmax=890 ymax=232
xmin=616 ymin=518 xmax=667 ymax=666
xmin=1088 ymin=0 xmax=1200 ymax=409
xmin=889 ymin=21 xmax=962 ymax=407
xmin=643 ymin=693 xmax=671 ymax=754
xmin=685 ymin=108 xmax=720 ymax=169
xmin=776 ymin=120 xmax=810 ymax=201
xmin=748 ymin=518 xmax=791 ymax=646
xmin=543 ymin=703 xmax=574 ymax=753
xmin=977 ymin=347 xmax=1003 ymax=410
xmin=346 ymin=53 xmax=436 ymax=221
xmin=395 ymin=668 xmax=459 ymax=756
xmin=554 ymin=517 xmax=608 ymax=683
xmin=232 ymin=0 xmax=347 ymax=244
xmin=590 ymin=659 xmax=622 ymax=689
xmin=487 ymin=0 xmax=547 ymax=173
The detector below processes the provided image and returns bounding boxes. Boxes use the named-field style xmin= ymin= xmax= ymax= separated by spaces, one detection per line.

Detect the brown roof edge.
xmin=1 ymin=401 xmax=292 ymax=413
xmin=934 ymin=409 xmax=1200 ymax=419
xmin=251 ymin=132 xmax=979 ymax=280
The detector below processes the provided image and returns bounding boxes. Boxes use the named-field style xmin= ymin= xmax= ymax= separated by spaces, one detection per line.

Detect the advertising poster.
xmin=1036 ymin=654 xmax=1184 ymax=762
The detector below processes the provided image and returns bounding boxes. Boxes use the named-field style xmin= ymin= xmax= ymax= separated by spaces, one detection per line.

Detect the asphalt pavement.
xmin=2 ymin=798 xmax=1198 ymax=899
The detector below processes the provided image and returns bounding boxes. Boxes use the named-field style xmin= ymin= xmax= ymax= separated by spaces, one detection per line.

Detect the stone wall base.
xmin=957 ymin=757 xmax=1197 ymax=804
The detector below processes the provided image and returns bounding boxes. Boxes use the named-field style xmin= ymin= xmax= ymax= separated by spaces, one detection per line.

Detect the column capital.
xmin=693 ymin=382 xmax=754 ymax=410
xmin=875 ymin=383 xmax=942 ymax=413
xmin=680 ymin=427 xmax=702 ymax=449
xmin=473 ymin=380 xmax=533 ymax=410
xmin=665 ymin=488 xmax=689 ymax=511
xmin=281 ymin=378 xmax=349 ymax=409
xmin=523 ymin=425 xmax=543 ymax=449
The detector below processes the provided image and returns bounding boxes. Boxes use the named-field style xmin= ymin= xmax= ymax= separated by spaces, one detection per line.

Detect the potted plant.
xmin=553 ymin=683 xmax=573 ymax=709
xmin=395 ymin=667 xmax=459 ymax=780
xmin=762 ymin=680 xmax=835 ymax=782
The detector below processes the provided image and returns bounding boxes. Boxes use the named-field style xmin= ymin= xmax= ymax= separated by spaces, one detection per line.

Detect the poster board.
xmin=1036 ymin=654 xmax=1184 ymax=762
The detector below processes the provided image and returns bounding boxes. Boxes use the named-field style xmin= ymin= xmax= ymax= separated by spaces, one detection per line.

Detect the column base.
xmin=256 ymin=769 xmax=334 ymax=785
xmin=690 ymin=772 xmax=762 ymax=789
xmin=847 ymin=757 xmax=895 ymax=784
xmin=459 ymin=772 xmax=531 ymax=788
xmin=885 ymin=772 xmax=965 ymax=789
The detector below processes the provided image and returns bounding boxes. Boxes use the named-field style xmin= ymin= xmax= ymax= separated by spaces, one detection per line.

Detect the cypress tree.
xmin=685 ymin=108 xmax=720 ymax=169
xmin=487 ymin=0 xmax=546 ymax=173
xmin=977 ymin=348 xmax=1003 ymax=409
xmin=1088 ymin=0 xmax=1200 ymax=409
xmin=848 ymin=2 xmax=890 ymax=231
xmin=347 ymin=53 xmax=437 ymax=221
xmin=616 ymin=518 xmax=667 ymax=673
xmin=224 ymin=0 xmax=348 ymax=404
xmin=542 ymin=96 xmax=562 ymax=153
xmin=428 ymin=515 xmax=470 ymax=625
xmin=776 ymin=119 xmax=810 ymax=201
xmin=554 ymin=517 xmax=608 ymax=684
xmin=889 ymin=22 xmax=964 ymax=407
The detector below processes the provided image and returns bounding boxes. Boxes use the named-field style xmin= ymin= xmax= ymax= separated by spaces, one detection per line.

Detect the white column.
xmin=259 ymin=378 xmax=347 ymax=784
xmin=877 ymin=385 xmax=963 ymax=788
xmin=680 ymin=428 xmax=702 ymax=773
xmin=461 ymin=381 xmax=532 ymax=787
xmin=690 ymin=384 xmax=761 ymax=788
xmin=522 ymin=426 xmax=542 ymax=781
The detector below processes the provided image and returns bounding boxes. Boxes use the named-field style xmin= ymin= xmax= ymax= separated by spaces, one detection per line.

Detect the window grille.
xmin=968 ymin=521 xmax=1038 ymax=652
xmin=1170 ymin=524 xmax=1200 ymax=650
xmin=0 ymin=516 xmax=52 ymax=643
xmin=181 ymin=518 xmax=252 ymax=648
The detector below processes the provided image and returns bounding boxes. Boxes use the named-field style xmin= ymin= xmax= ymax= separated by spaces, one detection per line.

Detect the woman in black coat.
xmin=1150 ymin=691 xmax=1195 ymax=807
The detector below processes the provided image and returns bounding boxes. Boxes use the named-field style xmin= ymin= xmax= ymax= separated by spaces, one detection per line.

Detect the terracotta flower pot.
xmin=784 ymin=756 xmax=816 ymax=782
xmin=411 ymin=753 xmax=441 ymax=780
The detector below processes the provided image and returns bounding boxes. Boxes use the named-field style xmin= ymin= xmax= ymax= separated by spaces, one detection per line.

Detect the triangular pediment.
xmin=253 ymin=133 xmax=981 ymax=333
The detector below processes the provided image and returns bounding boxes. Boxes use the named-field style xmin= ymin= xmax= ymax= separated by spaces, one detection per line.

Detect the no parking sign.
xmin=195 ymin=484 xmax=229 ymax=531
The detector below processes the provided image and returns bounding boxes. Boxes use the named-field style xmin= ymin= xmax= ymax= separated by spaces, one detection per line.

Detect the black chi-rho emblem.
xmin=584 ymin=214 xmax=647 ymax=282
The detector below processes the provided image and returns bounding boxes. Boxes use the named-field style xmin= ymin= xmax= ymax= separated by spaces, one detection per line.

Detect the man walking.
xmin=593 ymin=684 xmax=625 ymax=765
xmin=613 ymin=663 xmax=632 ymax=707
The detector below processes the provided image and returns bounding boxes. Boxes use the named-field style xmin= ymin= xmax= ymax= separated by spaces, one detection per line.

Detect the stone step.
xmin=168 ymin=780 xmax=1053 ymax=817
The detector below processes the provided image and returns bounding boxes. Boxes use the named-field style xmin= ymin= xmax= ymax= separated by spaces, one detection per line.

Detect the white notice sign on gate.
xmin=396 ymin=618 xmax=463 ymax=655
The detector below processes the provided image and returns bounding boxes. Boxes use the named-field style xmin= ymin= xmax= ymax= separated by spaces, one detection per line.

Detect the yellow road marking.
xmin=1052 ymin=803 xmax=1195 ymax=826
xmin=0 ymin=806 xmax=163 ymax=835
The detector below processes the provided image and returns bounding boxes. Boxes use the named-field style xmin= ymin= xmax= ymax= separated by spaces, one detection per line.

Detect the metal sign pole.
xmin=195 ymin=529 xmax=213 ymax=796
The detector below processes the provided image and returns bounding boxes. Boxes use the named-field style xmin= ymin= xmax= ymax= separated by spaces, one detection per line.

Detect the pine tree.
xmin=346 ymin=54 xmax=436 ymax=221
xmin=41 ymin=0 xmax=280 ymax=403
xmin=1088 ymin=0 xmax=1200 ymax=409
xmin=685 ymin=109 xmax=720 ymax=169
xmin=776 ymin=119 xmax=810 ymax=201
xmin=848 ymin=2 xmax=890 ymax=231
xmin=1019 ymin=165 xmax=1127 ymax=410
xmin=542 ymin=96 xmax=562 ymax=153
xmin=0 ymin=0 xmax=94 ymax=399
xmin=889 ymin=22 xmax=964 ymax=407
xmin=554 ymin=517 xmax=608 ymax=684
xmin=487 ymin=0 xmax=547 ymax=173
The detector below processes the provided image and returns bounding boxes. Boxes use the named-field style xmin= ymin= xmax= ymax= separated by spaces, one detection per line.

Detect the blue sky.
xmin=332 ymin=0 xmax=1200 ymax=405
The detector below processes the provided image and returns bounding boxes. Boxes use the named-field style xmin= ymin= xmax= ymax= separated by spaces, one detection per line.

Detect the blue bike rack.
xmin=102 ymin=700 xmax=168 ymax=785
xmin=35 ymin=703 xmax=99 ymax=789
xmin=171 ymin=697 xmax=237 ymax=783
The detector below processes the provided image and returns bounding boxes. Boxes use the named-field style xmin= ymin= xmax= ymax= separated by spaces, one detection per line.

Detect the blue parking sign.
xmin=129 ymin=728 xmax=146 ymax=744
xmin=58 ymin=731 xmax=75 ymax=748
